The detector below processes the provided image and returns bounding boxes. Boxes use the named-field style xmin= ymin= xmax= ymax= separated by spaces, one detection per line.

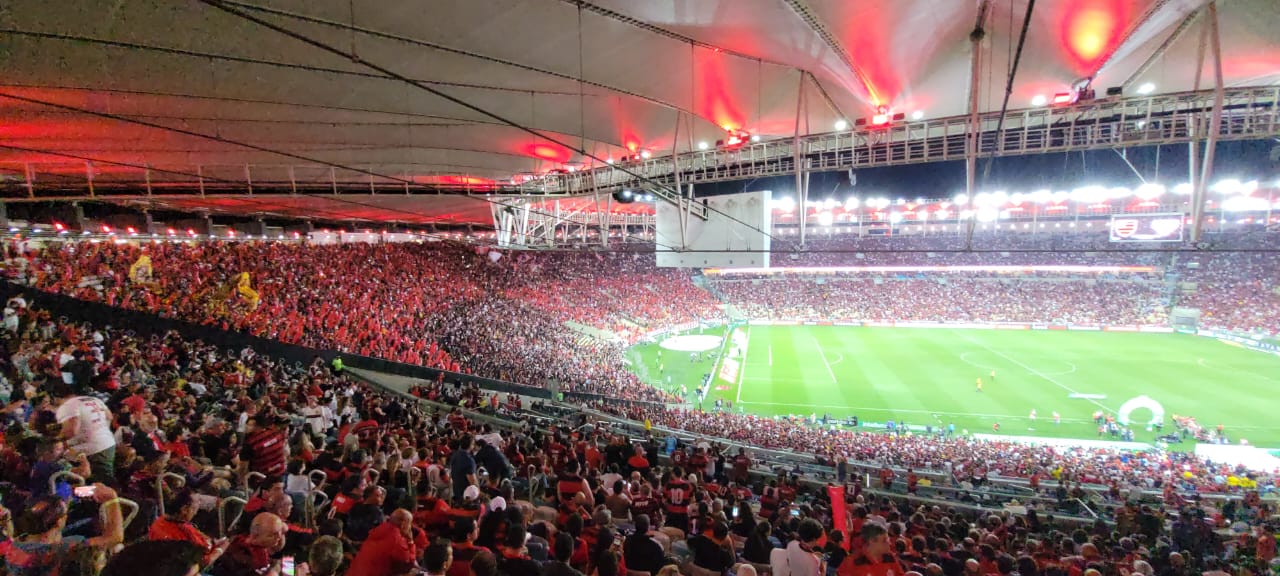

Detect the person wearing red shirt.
xmin=838 ymin=523 xmax=904 ymax=576
xmin=906 ymin=470 xmax=918 ymax=494
xmin=1257 ymin=526 xmax=1276 ymax=566
xmin=446 ymin=517 xmax=487 ymax=576
xmin=663 ymin=467 xmax=692 ymax=531
xmin=626 ymin=446 xmax=650 ymax=477
xmin=149 ymin=490 xmax=230 ymax=567
xmin=211 ymin=513 xmax=287 ymax=576
xmin=347 ymin=510 xmax=421 ymax=576
xmin=239 ymin=415 xmax=286 ymax=478
xmin=778 ymin=478 xmax=798 ymax=505
xmin=732 ymin=448 xmax=751 ymax=483
xmin=689 ymin=449 xmax=709 ymax=481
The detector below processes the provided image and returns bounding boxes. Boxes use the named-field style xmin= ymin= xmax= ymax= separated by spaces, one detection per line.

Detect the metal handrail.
xmin=242 ymin=471 xmax=266 ymax=494
xmin=155 ymin=473 xmax=187 ymax=516
xmin=406 ymin=467 xmax=422 ymax=509
xmin=217 ymin=496 xmax=248 ymax=538
xmin=308 ymin=469 xmax=327 ymax=491
xmin=1072 ymin=498 xmax=1101 ymax=520
xmin=304 ymin=490 xmax=330 ymax=529
xmin=49 ymin=471 xmax=85 ymax=494
xmin=101 ymin=497 xmax=139 ymax=531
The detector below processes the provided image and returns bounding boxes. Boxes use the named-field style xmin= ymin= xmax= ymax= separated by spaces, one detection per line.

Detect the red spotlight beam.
xmin=197 ymin=0 xmax=775 ymax=245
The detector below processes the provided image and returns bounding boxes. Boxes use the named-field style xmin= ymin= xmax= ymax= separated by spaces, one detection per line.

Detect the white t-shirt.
xmin=55 ymin=396 xmax=116 ymax=455
xmin=784 ymin=541 xmax=823 ymax=576
xmin=299 ymin=405 xmax=326 ymax=436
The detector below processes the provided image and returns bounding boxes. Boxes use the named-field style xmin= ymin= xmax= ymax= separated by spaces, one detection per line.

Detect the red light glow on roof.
xmin=526 ymin=143 xmax=571 ymax=163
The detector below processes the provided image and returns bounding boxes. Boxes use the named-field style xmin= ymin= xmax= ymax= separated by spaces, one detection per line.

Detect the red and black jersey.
xmin=630 ymin=495 xmax=659 ymax=518
xmin=557 ymin=473 xmax=590 ymax=507
xmin=663 ymin=478 xmax=692 ymax=514
xmin=241 ymin=427 xmax=286 ymax=477
xmin=546 ymin=441 xmax=567 ymax=469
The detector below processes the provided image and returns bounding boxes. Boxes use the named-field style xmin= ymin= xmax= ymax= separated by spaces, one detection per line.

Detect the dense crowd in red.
xmin=7 ymin=243 xmax=718 ymax=403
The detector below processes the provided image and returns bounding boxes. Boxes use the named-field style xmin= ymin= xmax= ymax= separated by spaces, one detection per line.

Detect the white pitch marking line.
xmin=768 ymin=344 xmax=773 ymax=366
xmin=828 ymin=353 xmax=844 ymax=366
xmin=1197 ymin=357 xmax=1280 ymax=384
xmin=955 ymin=331 xmax=1114 ymax=414
xmin=735 ymin=326 xmax=751 ymax=404
xmin=811 ymin=332 xmax=839 ymax=385
xmin=961 ymin=351 xmax=1075 ymax=376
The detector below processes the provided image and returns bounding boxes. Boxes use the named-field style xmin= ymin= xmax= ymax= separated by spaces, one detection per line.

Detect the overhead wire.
xmin=0 ymin=91 xmax=677 ymax=249
xmin=967 ymin=0 xmax=1036 ymax=250
xmin=197 ymin=0 xmax=779 ymax=244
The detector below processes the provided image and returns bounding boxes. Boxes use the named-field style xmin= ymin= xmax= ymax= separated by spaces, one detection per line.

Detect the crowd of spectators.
xmin=0 ymin=294 xmax=1275 ymax=576
xmin=6 ymin=242 xmax=719 ymax=403
xmin=712 ymin=278 xmax=1168 ymax=326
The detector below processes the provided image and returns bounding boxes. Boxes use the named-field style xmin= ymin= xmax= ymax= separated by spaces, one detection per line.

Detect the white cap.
xmin=463 ymin=485 xmax=481 ymax=501
xmin=489 ymin=496 xmax=507 ymax=511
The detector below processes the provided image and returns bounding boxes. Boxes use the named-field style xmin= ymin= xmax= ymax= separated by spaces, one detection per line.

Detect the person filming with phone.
xmin=2 ymin=483 xmax=125 ymax=576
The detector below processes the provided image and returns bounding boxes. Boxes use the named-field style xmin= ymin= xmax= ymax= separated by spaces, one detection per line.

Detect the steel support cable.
xmin=197 ymin=0 xmax=778 ymax=244
xmin=967 ymin=0 xmax=1036 ymax=250
xmin=0 ymin=91 xmax=680 ymax=249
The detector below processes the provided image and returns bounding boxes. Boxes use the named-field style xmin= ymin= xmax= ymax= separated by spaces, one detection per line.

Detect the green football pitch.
xmin=626 ymin=326 xmax=1280 ymax=448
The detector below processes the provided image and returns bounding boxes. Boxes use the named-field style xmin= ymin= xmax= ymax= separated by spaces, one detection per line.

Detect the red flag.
xmin=827 ymin=484 xmax=849 ymax=550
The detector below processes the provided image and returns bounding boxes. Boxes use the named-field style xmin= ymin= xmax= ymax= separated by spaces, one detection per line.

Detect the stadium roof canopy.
xmin=2 ymin=0 xmax=1278 ymax=224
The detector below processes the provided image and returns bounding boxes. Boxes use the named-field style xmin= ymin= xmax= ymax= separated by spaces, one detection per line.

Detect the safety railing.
xmin=155 ymin=473 xmax=187 ymax=516
xmin=217 ymin=496 xmax=248 ymax=538
xmin=49 ymin=471 xmax=86 ymax=494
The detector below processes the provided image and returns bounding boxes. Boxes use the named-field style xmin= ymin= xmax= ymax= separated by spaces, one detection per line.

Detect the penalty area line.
xmin=810 ymin=332 xmax=839 ymax=385
xmin=955 ymin=331 xmax=1114 ymax=414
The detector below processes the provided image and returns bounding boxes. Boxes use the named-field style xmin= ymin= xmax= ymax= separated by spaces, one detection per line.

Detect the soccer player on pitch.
xmin=975 ymin=377 xmax=983 ymax=392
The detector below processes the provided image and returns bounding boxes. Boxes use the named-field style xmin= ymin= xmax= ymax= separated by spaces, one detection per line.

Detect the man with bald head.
xmin=210 ymin=512 xmax=288 ymax=576
xmin=265 ymin=491 xmax=317 ymax=560
xmin=347 ymin=509 xmax=421 ymax=576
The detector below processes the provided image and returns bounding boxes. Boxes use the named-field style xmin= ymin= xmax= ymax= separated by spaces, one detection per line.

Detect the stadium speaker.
xmin=1105 ymin=86 xmax=1123 ymax=96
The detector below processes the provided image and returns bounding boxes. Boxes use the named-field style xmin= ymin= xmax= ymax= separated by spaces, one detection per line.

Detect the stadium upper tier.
xmin=6 ymin=230 xmax=1279 ymax=396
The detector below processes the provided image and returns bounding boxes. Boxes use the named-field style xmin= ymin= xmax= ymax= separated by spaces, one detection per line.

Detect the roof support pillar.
xmin=672 ymin=111 xmax=687 ymax=247
xmin=965 ymin=0 xmax=990 ymax=221
xmin=73 ymin=203 xmax=87 ymax=231
xmin=794 ymin=71 xmax=808 ymax=248
xmin=0 ymin=201 xmax=9 ymax=229
xmin=1191 ymin=1 xmax=1224 ymax=243
xmin=85 ymin=161 xmax=95 ymax=197
xmin=23 ymin=163 xmax=34 ymax=198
